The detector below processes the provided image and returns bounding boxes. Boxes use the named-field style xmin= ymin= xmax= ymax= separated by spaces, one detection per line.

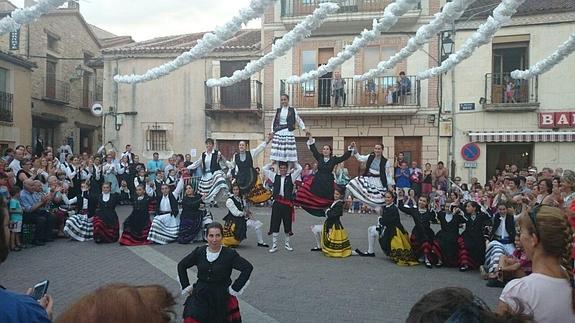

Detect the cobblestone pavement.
xmin=0 ymin=205 xmax=502 ymax=322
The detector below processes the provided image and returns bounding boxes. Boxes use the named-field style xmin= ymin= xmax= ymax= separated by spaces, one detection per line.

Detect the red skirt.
xmin=119 ymin=220 xmax=152 ymax=246
xmin=295 ymin=177 xmax=332 ymax=217
xmin=92 ymin=216 xmax=119 ymax=243
xmin=148 ymin=199 xmax=157 ymax=214
xmin=183 ymin=295 xmax=241 ymax=323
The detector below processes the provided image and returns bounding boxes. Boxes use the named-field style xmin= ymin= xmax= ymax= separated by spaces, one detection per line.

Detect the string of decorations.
xmin=0 ymin=0 xmax=69 ymax=35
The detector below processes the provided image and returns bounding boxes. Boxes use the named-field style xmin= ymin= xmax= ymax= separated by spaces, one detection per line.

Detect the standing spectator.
xmin=34 ymin=136 xmax=44 ymax=158
xmin=422 ymin=163 xmax=433 ymax=196
xmin=541 ymin=167 xmax=554 ymax=180
xmin=409 ymin=161 xmax=422 ymax=198
xmin=432 ymin=161 xmax=449 ymax=192
xmin=57 ymin=139 xmax=72 ymax=163
xmin=24 ymin=146 xmax=33 ymax=160
xmin=334 ymin=162 xmax=350 ymax=193
xmin=394 ymin=152 xmax=405 ymax=174
xmin=365 ymin=78 xmax=376 ymax=105
xmin=393 ymin=71 xmax=411 ymax=105
xmin=147 ymin=152 xmax=164 ymax=182
xmin=184 ymin=154 xmax=193 ymax=167
xmin=164 ymin=156 xmax=176 ymax=175
xmin=9 ymin=148 xmax=24 ymax=174
xmin=8 ymin=186 xmax=23 ymax=251
xmin=121 ymin=144 xmax=135 ymax=164
xmin=19 ymin=179 xmax=56 ymax=245
xmin=395 ymin=161 xmax=411 ymax=196
xmin=331 ymin=72 xmax=346 ymax=107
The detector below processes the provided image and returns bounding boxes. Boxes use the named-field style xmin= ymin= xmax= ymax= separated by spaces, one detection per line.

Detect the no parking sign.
xmin=461 ymin=143 xmax=480 ymax=161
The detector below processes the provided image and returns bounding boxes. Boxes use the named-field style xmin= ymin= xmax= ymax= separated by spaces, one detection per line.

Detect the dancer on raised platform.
xmin=270 ymin=94 xmax=309 ymax=163
xmin=187 ymin=138 xmax=228 ymax=203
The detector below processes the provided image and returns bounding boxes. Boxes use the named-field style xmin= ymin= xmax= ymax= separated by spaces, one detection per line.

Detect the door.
xmin=216 ymin=140 xmax=243 ymax=161
xmin=79 ymin=128 xmax=93 ymax=154
xmin=492 ymin=54 xmax=503 ymax=103
xmin=220 ymin=61 xmax=251 ymax=109
xmin=317 ymin=48 xmax=334 ymax=107
xmin=343 ymin=137 xmax=383 ymax=178
xmin=394 ymin=136 xmax=422 ymax=166
xmin=46 ymin=60 xmax=57 ymax=98
xmin=486 ymin=143 xmax=533 ymax=181
xmin=82 ymin=72 xmax=92 ymax=108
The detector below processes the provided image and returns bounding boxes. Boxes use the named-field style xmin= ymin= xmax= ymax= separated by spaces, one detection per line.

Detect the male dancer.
xmin=262 ymin=161 xmax=302 ymax=253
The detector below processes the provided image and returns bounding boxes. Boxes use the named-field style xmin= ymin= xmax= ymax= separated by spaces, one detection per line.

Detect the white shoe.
xmin=269 ymin=245 xmax=278 ymax=253
xmin=285 ymin=243 xmax=294 ymax=251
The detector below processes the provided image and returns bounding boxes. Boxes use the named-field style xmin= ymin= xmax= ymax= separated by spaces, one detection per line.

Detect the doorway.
xmin=486 ymin=143 xmax=533 ymax=180
xmin=79 ymin=128 xmax=93 ymax=154
xmin=317 ymin=48 xmax=334 ymax=107
xmin=394 ymin=136 xmax=422 ymax=166
xmin=216 ymin=140 xmax=243 ymax=161
xmin=220 ymin=61 xmax=251 ymax=109
xmin=343 ymin=137 xmax=383 ymax=178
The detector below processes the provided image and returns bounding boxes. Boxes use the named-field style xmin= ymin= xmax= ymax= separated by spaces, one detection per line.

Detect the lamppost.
xmin=441 ymin=31 xmax=454 ymax=62
xmin=439 ymin=29 xmax=456 ymax=179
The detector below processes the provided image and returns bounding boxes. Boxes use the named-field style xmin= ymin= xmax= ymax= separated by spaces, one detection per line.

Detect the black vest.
xmin=156 ymin=193 xmax=179 ymax=216
xmin=234 ymin=151 xmax=253 ymax=170
xmin=491 ymin=213 xmax=516 ymax=242
xmin=364 ymin=154 xmax=388 ymax=188
xmin=202 ymin=150 xmax=221 ymax=173
xmin=273 ymin=107 xmax=296 ymax=132
xmin=228 ymin=196 xmax=244 ymax=214
xmin=272 ymin=174 xmax=294 ymax=200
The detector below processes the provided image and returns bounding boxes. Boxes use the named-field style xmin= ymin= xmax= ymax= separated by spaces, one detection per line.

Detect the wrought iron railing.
xmin=281 ymin=0 xmax=394 ymax=17
xmin=280 ymin=75 xmax=419 ymax=108
xmin=484 ymin=72 xmax=538 ymax=105
xmin=0 ymin=91 xmax=13 ymax=122
xmin=42 ymin=77 xmax=70 ymax=103
xmin=205 ymin=80 xmax=263 ymax=111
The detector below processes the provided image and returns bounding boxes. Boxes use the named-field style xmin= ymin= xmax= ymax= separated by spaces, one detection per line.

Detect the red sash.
xmin=275 ymin=196 xmax=295 ymax=222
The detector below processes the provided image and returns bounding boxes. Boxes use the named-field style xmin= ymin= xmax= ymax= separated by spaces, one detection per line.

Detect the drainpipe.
xmin=449 ymin=23 xmax=456 ymax=180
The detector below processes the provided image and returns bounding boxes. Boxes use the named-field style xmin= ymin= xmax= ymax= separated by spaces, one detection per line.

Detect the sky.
xmin=11 ymin=0 xmax=261 ymax=41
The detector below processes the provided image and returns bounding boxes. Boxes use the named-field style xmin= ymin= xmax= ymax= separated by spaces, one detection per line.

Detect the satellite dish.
xmin=91 ymin=103 xmax=103 ymax=117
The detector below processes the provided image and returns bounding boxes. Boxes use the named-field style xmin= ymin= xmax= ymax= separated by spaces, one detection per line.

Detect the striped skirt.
xmin=147 ymin=214 xmax=180 ymax=245
xmin=346 ymin=176 xmax=387 ymax=208
xmin=270 ymin=129 xmax=297 ymax=162
xmin=198 ymin=170 xmax=229 ymax=204
xmin=484 ymin=240 xmax=515 ymax=273
xmin=63 ymin=212 xmax=93 ymax=242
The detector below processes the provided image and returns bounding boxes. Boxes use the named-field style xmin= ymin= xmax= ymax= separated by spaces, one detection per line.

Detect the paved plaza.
xmin=0 ymin=206 xmax=501 ymax=322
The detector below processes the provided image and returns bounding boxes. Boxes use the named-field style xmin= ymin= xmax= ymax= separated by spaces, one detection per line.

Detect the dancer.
xmin=399 ymin=196 xmax=439 ymax=268
xmin=457 ymin=201 xmax=491 ymax=272
xmin=177 ymin=182 xmax=207 ymax=244
xmin=310 ymin=187 xmax=352 ymax=257
xmin=187 ymin=138 xmax=228 ymax=203
xmin=222 ymin=184 xmax=268 ymax=248
xmin=356 ymin=191 xmax=418 ymax=266
xmin=62 ymin=181 xmax=93 ymax=241
xmin=226 ymin=135 xmax=273 ymax=205
xmin=119 ymin=184 xmax=154 ymax=246
xmin=270 ymin=94 xmax=309 ymax=162
xmin=295 ymin=134 xmax=353 ymax=217
xmin=92 ymin=182 xmax=121 ymax=243
xmin=178 ymin=222 xmax=253 ymax=323
xmin=434 ymin=203 xmax=465 ymax=267
xmin=483 ymin=202 xmax=517 ymax=286
xmin=147 ymin=180 xmax=184 ymax=245
xmin=262 ymin=161 xmax=302 ymax=253
xmin=346 ymin=143 xmax=394 ymax=208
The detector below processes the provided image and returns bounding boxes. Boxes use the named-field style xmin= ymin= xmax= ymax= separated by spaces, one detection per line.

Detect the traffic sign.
xmin=464 ymin=162 xmax=478 ymax=168
xmin=461 ymin=143 xmax=480 ymax=161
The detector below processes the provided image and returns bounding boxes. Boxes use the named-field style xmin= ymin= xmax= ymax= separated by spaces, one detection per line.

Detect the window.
xmin=147 ymin=128 xmax=167 ymax=151
xmin=0 ymin=68 xmax=12 ymax=122
xmin=45 ymin=60 xmax=57 ymax=98
xmin=0 ymin=67 xmax=9 ymax=92
xmin=47 ymin=34 xmax=59 ymax=51
xmin=301 ymin=50 xmax=316 ymax=93
xmin=491 ymin=40 xmax=530 ymax=103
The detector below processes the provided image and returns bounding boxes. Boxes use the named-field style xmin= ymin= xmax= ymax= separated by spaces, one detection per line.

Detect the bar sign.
xmin=9 ymin=29 xmax=19 ymax=50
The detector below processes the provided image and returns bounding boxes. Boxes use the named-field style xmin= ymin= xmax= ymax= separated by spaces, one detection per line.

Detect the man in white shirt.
xmin=58 ymin=139 xmax=72 ymax=163
xmin=8 ymin=147 xmax=24 ymax=174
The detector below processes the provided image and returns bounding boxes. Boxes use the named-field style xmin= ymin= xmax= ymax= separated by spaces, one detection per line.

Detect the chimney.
xmin=24 ymin=0 xmax=37 ymax=8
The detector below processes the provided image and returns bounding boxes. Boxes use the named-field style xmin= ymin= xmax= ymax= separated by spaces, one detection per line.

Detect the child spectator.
xmin=0 ymin=172 xmax=9 ymax=201
xmin=165 ymin=169 xmax=177 ymax=191
xmin=9 ymin=186 xmax=23 ymax=251
xmin=119 ymin=180 xmax=132 ymax=205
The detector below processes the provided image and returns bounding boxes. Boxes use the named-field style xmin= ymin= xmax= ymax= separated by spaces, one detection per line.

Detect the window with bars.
xmin=146 ymin=128 xmax=168 ymax=151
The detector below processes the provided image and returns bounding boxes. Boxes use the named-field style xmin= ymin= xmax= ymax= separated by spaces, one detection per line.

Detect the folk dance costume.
xmin=62 ymin=190 xmax=93 ymax=241
xmin=434 ymin=207 xmax=465 ymax=267
xmin=357 ymin=203 xmax=418 ymax=266
xmin=188 ymin=150 xmax=228 ymax=203
xmin=88 ymin=164 xmax=103 ymax=195
xmin=177 ymin=193 xmax=206 ymax=244
xmin=346 ymin=152 xmax=394 ymax=208
xmin=457 ymin=209 xmax=491 ymax=271
xmin=484 ymin=212 xmax=516 ymax=274
xmin=119 ymin=185 xmax=155 ymax=246
xmin=222 ymin=195 xmax=267 ymax=248
xmin=398 ymin=204 xmax=440 ymax=267
xmin=263 ymin=162 xmax=302 ymax=253
xmin=270 ymin=106 xmax=307 ymax=162
xmin=226 ymin=141 xmax=272 ymax=204
xmin=147 ymin=180 xmax=184 ymax=244
xmin=92 ymin=192 xmax=121 ymax=243
xmin=178 ymin=246 xmax=253 ymax=323
xmin=311 ymin=200 xmax=352 ymax=258
xmin=295 ymin=138 xmax=352 ymax=217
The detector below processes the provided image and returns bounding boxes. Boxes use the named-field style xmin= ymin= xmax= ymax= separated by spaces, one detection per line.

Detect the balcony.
xmin=204 ymin=80 xmax=263 ymax=117
xmin=280 ymin=76 xmax=420 ymax=116
xmin=42 ymin=77 xmax=70 ymax=104
xmin=0 ymin=91 xmax=13 ymax=123
xmin=281 ymin=0 xmax=391 ymax=17
xmin=483 ymin=73 xmax=539 ymax=112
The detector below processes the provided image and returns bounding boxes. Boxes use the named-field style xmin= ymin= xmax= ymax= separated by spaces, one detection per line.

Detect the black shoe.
xmin=310 ymin=247 xmax=321 ymax=251
xmin=257 ymin=242 xmax=269 ymax=248
xmin=355 ymin=249 xmax=375 ymax=257
xmin=459 ymin=265 xmax=469 ymax=272
xmin=486 ymin=279 xmax=506 ymax=288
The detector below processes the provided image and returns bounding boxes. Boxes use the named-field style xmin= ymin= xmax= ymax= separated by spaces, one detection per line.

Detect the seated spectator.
xmin=497 ymin=205 xmax=575 ymax=322
xmin=56 ymin=283 xmax=175 ymax=323
xmin=0 ymin=202 xmax=54 ymax=322
xmin=19 ymin=179 xmax=57 ymax=246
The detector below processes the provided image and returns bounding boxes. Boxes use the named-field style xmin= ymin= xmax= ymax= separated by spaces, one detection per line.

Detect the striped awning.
xmin=469 ymin=131 xmax=575 ymax=143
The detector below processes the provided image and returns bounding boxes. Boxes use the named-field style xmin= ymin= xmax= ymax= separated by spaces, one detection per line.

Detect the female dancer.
xmin=221 ymin=184 xmax=268 ymax=248
xmin=270 ymin=94 xmax=309 ymax=162
xmin=92 ymin=182 xmax=121 ymax=243
xmin=88 ymin=156 xmax=103 ymax=195
xmin=177 ymin=182 xmax=207 ymax=244
xmin=147 ymin=180 xmax=184 ymax=244
xmin=187 ymin=138 xmax=228 ymax=203
xmin=399 ymin=196 xmax=439 ymax=268
xmin=226 ymin=135 xmax=272 ymax=204
xmin=356 ymin=191 xmax=418 ymax=266
xmin=178 ymin=222 xmax=253 ymax=323
xmin=483 ymin=202 xmax=517 ymax=285
xmin=119 ymin=184 xmax=154 ymax=246
xmin=310 ymin=187 xmax=352 ymax=257
xmin=62 ymin=181 xmax=93 ymax=241
xmin=434 ymin=203 xmax=465 ymax=267
xmin=295 ymin=135 xmax=353 ymax=217
xmin=346 ymin=143 xmax=394 ymax=208
xmin=457 ymin=201 xmax=491 ymax=271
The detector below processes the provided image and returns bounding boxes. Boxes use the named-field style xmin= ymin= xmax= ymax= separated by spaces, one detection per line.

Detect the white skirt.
xmin=198 ymin=170 xmax=229 ymax=203
xmin=63 ymin=213 xmax=93 ymax=242
xmin=346 ymin=176 xmax=387 ymax=208
xmin=271 ymin=128 xmax=298 ymax=162
xmin=147 ymin=214 xmax=180 ymax=245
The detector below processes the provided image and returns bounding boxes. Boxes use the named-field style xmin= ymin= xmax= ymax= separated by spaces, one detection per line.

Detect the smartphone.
xmin=31 ymin=280 xmax=49 ymax=300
